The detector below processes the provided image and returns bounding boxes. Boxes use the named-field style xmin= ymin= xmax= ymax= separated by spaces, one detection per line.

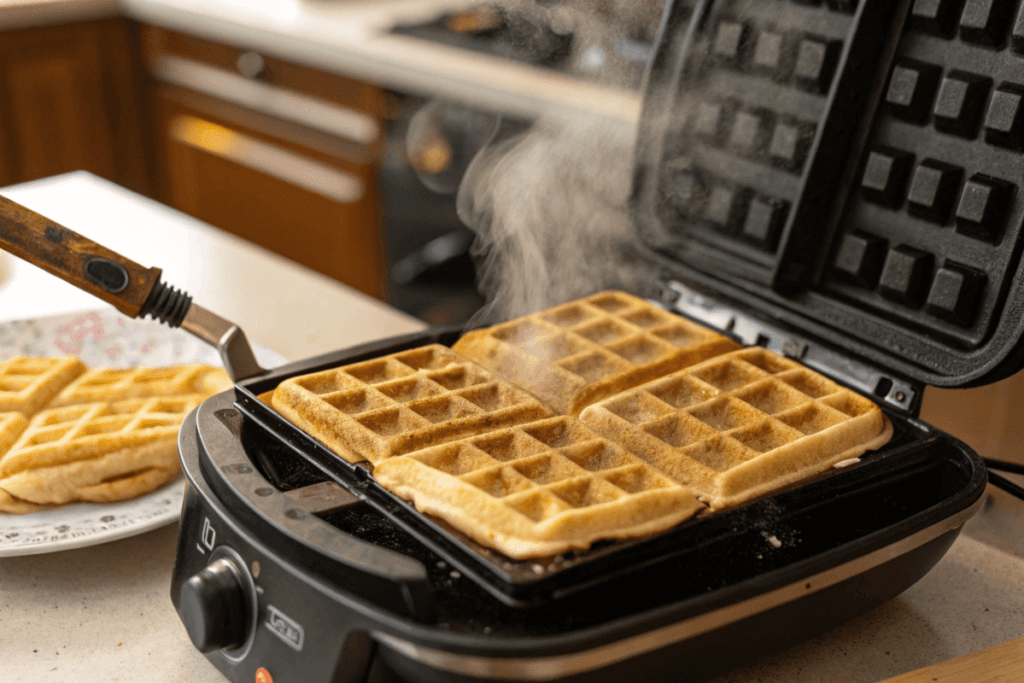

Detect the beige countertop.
xmin=1 ymin=172 xmax=1024 ymax=682
xmin=1 ymin=0 xmax=642 ymax=126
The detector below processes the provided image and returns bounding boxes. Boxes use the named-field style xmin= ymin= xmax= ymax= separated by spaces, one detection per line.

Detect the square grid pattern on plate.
xmin=826 ymin=0 xmax=1024 ymax=348
xmin=372 ymin=415 xmax=704 ymax=559
xmin=452 ymin=291 xmax=739 ymax=416
xmin=579 ymin=347 xmax=891 ymax=509
xmin=52 ymin=364 xmax=226 ymax=407
xmin=0 ymin=356 xmax=85 ymax=416
xmin=0 ymin=396 xmax=200 ymax=477
xmin=644 ymin=0 xmax=900 ymax=287
xmin=272 ymin=345 xmax=554 ymax=466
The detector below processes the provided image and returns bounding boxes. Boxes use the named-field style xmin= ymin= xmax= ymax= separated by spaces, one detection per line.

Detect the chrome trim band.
xmin=152 ymin=55 xmax=380 ymax=145
xmin=168 ymin=115 xmax=365 ymax=204
xmin=374 ymin=499 xmax=981 ymax=681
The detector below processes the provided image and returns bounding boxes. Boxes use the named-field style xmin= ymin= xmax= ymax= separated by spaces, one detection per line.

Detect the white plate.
xmin=0 ymin=309 xmax=284 ymax=557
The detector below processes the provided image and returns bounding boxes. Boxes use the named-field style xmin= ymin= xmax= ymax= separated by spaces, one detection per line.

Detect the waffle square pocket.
xmin=452 ymin=291 xmax=741 ymax=415
xmin=372 ymin=416 xmax=705 ymax=559
xmin=579 ymin=347 xmax=893 ymax=509
xmin=272 ymin=345 xmax=555 ymax=465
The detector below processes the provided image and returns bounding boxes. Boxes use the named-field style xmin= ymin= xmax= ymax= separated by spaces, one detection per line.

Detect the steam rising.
xmin=457 ymin=114 xmax=641 ymax=324
xmin=452 ymin=1 xmax=668 ymax=323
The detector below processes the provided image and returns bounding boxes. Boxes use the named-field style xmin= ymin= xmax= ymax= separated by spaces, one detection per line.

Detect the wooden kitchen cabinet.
xmin=140 ymin=26 xmax=389 ymax=298
xmin=0 ymin=19 xmax=148 ymax=193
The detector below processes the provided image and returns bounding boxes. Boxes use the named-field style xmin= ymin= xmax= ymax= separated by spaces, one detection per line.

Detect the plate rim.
xmin=0 ymin=308 xmax=283 ymax=556
xmin=0 ymin=479 xmax=186 ymax=558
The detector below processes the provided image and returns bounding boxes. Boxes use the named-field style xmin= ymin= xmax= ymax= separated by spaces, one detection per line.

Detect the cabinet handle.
xmin=236 ymin=52 xmax=266 ymax=80
xmin=170 ymin=116 xmax=365 ymax=204
xmin=152 ymin=55 xmax=379 ymax=145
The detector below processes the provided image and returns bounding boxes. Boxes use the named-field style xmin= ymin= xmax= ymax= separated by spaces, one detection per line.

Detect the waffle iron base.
xmin=171 ymin=380 xmax=985 ymax=683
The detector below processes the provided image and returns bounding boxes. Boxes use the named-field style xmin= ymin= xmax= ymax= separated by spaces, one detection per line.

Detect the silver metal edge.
xmin=372 ymin=498 xmax=983 ymax=681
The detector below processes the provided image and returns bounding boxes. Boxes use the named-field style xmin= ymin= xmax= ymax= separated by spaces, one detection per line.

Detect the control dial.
xmin=179 ymin=557 xmax=251 ymax=653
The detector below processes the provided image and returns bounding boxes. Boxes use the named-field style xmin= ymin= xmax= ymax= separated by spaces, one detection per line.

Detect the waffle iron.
xmin=1 ymin=0 xmax=1022 ymax=680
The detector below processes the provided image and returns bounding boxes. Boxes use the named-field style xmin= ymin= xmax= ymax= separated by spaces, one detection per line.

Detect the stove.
xmin=388 ymin=3 xmax=659 ymax=90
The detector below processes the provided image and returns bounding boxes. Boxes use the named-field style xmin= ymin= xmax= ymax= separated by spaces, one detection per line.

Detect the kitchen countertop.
xmin=1 ymin=0 xmax=642 ymax=126
xmin=1 ymin=172 xmax=1024 ymax=682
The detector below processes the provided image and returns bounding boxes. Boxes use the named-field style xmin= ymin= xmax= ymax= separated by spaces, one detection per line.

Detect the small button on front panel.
xmin=823 ymin=0 xmax=1024 ymax=348
xmin=173 ymin=486 xmax=375 ymax=683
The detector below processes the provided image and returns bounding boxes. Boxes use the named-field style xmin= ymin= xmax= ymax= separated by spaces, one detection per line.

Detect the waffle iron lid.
xmin=631 ymin=0 xmax=1024 ymax=390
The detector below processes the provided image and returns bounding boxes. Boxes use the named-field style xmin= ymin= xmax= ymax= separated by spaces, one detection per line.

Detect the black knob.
xmin=179 ymin=558 xmax=250 ymax=653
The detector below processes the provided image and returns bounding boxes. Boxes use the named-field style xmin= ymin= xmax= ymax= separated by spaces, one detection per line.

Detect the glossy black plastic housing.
xmin=173 ymin=366 xmax=985 ymax=683
xmin=633 ymin=0 xmax=1024 ymax=388
xmin=227 ymin=327 xmax=985 ymax=609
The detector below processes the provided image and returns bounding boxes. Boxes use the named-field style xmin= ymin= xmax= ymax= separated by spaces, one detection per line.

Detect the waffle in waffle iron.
xmin=272 ymin=292 xmax=893 ymax=558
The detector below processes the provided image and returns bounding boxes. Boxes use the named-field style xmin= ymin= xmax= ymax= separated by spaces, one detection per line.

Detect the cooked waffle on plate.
xmin=452 ymin=291 xmax=739 ymax=415
xmin=0 ymin=396 xmax=201 ymax=507
xmin=51 ymin=364 xmax=231 ymax=407
xmin=272 ymin=345 xmax=554 ymax=466
xmin=579 ymin=347 xmax=893 ymax=510
xmin=373 ymin=415 xmax=704 ymax=559
xmin=0 ymin=356 xmax=86 ymax=416
xmin=0 ymin=412 xmax=27 ymax=456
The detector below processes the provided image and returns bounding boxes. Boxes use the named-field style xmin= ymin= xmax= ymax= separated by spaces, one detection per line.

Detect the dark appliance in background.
xmin=389 ymin=2 xmax=663 ymax=89
xmin=381 ymin=1 xmax=667 ymax=326
xmin=380 ymin=96 xmax=487 ymax=327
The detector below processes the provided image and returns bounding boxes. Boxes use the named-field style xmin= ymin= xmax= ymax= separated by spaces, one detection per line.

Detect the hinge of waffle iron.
xmin=657 ymin=280 xmax=921 ymax=416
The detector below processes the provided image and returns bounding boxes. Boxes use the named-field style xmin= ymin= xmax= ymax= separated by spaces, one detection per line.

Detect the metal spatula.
xmin=0 ymin=194 xmax=265 ymax=381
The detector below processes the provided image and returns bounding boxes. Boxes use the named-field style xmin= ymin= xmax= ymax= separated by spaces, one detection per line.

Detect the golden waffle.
xmin=452 ymin=291 xmax=740 ymax=415
xmin=272 ymin=345 xmax=555 ymax=466
xmin=50 ymin=364 xmax=231 ymax=407
xmin=373 ymin=415 xmax=704 ymax=559
xmin=0 ymin=411 xmax=27 ymax=457
xmin=0 ymin=396 xmax=200 ymax=506
xmin=579 ymin=347 xmax=893 ymax=510
xmin=0 ymin=413 xmax=47 ymax=513
xmin=0 ymin=356 xmax=86 ymax=416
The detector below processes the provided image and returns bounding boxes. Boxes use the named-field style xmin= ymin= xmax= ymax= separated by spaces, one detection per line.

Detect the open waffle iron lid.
xmin=631 ymin=0 xmax=1024 ymax=402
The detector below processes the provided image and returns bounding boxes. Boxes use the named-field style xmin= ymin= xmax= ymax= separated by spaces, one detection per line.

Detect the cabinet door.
xmin=0 ymin=20 xmax=148 ymax=192
xmin=152 ymin=88 xmax=385 ymax=298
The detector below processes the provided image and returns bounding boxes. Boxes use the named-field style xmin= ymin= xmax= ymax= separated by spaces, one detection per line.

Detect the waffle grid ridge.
xmin=272 ymin=345 xmax=554 ymax=466
xmin=0 ymin=356 xmax=85 ymax=415
xmin=0 ymin=396 xmax=202 ymax=477
xmin=52 ymin=364 xmax=227 ymax=407
xmin=372 ymin=415 xmax=703 ymax=559
xmin=453 ymin=291 xmax=738 ymax=415
xmin=579 ymin=346 xmax=890 ymax=509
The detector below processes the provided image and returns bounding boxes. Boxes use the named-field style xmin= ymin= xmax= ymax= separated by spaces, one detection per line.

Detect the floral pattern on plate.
xmin=0 ymin=308 xmax=281 ymax=556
